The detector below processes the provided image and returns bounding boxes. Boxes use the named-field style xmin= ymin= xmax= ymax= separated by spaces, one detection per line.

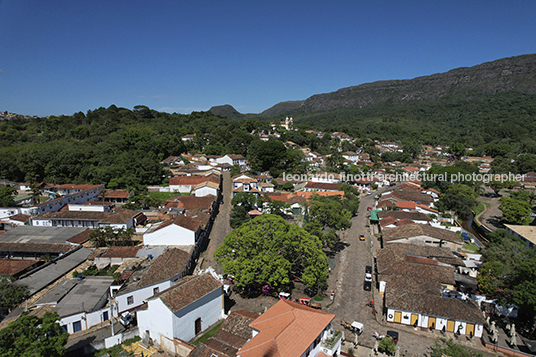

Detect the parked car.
xmin=359 ymin=234 xmax=365 ymax=241
xmin=363 ymin=280 xmax=371 ymax=291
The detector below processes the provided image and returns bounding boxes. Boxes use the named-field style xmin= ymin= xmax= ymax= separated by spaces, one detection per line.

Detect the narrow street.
xmin=201 ymin=171 xmax=231 ymax=274
xmin=325 ymin=190 xmax=496 ymax=357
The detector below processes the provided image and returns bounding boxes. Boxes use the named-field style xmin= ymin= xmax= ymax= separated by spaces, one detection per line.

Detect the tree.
xmin=264 ymin=199 xmax=289 ymax=216
xmin=448 ymin=143 xmax=466 ymax=160
xmin=230 ymin=193 xmax=258 ymax=228
xmin=25 ymin=172 xmax=43 ymax=205
xmin=340 ymin=183 xmax=360 ymax=216
xmin=430 ymin=337 xmax=483 ymax=357
xmin=308 ymin=195 xmax=352 ymax=230
xmin=378 ymin=336 xmax=396 ymax=355
xmin=0 ymin=186 xmax=17 ymax=206
xmin=486 ymin=177 xmax=516 ymax=196
xmin=0 ymin=275 xmax=27 ymax=313
xmin=0 ymin=311 xmax=69 ymax=357
xmin=283 ymin=181 xmax=294 ymax=191
xmin=214 ymin=215 xmax=329 ymax=291
xmin=499 ymin=196 xmax=532 ymax=224
xmin=509 ymin=189 xmax=536 ymax=205
xmin=88 ymin=226 xmax=134 ymax=247
xmin=436 ymin=184 xmax=477 ymax=219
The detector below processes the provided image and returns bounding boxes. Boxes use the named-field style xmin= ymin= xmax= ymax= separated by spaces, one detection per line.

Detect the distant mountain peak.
xmin=209 ymin=104 xmax=242 ymax=117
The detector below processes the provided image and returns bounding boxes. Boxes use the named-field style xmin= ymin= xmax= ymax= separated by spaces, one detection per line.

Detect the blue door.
xmin=103 ymin=311 xmax=109 ymax=321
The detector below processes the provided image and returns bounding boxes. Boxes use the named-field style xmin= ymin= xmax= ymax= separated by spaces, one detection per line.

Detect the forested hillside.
xmin=0 ymin=106 xmax=258 ymax=190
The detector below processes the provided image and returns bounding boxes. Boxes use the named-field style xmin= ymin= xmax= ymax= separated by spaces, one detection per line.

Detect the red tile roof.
xmin=100 ymin=246 xmax=141 ymax=258
xmin=169 ymin=175 xmax=220 ymax=186
xmin=304 ymin=182 xmax=342 ymax=191
xmin=396 ymin=201 xmax=416 ymax=209
xmin=66 ymin=229 xmax=93 ymax=244
xmin=0 ymin=258 xmax=40 ymax=276
xmin=3 ymin=214 xmax=31 ymax=223
xmin=238 ymin=300 xmax=334 ymax=357
xmin=150 ymin=273 xmax=222 ymax=312
xmin=104 ymin=189 xmax=133 ymax=198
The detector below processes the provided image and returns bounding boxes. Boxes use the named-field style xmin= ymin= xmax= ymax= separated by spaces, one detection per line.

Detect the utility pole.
xmin=108 ymin=296 xmax=115 ymax=336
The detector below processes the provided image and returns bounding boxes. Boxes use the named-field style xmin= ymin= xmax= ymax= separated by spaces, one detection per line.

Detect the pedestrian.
xmin=329 ymin=267 xmax=331 ymax=273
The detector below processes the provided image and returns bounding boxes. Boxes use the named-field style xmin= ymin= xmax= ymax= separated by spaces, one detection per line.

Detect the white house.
xmin=20 ymin=184 xmax=104 ymax=216
xmin=192 ymin=181 xmax=219 ymax=197
xmin=216 ymin=154 xmax=246 ymax=167
xmin=342 ymin=151 xmax=359 ymax=162
xmin=143 ymin=215 xmax=204 ymax=247
xmin=137 ymin=273 xmax=224 ymax=351
xmin=30 ymin=209 xmax=143 ymax=229
xmin=113 ymin=248 xmax=191 ymax=314
xmin=36 ymin=276 xmax=114 ymax=334
xmin=168 ymin=175 xmax=220 ymax=193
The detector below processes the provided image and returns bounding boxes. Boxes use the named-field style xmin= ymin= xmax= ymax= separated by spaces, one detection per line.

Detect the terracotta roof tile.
xmin=120 ymin=248 xmax=190 ymax=294
xmin=104 ymin=189 xmax=133 ymax=199
xmin=66 ymin=229 xmax=93 ymax=244
xmin=0 ymin=258 xmax=40 ymax=276
xmin=100 ymin=246 xmax=141 ymax=258
xmin=238 ymin=300 xmax=334 ymax=357
xmin=150 ymin=273 xmax=222 ymax=312
xmin=378 ymin=211 xmax=431 ymax=221
xmin=304 ymin=182 xmax=342 ymax=191
xmin=382 ymin=224 xmax=463 ymax=245
xmin=0 ymin=242 xmax=73 ymax=254
xmin=3 ymin=214 xmax=31 ymax=223
xmin=169 ymin=175 xmax=220 ymax=187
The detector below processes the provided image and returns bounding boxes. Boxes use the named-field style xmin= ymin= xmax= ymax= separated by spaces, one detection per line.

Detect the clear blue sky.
xmin=1 ymin=0 xmax=535 ymax=117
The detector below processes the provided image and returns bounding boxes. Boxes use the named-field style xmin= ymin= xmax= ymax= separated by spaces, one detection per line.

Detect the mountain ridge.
xmin=262 ymin=53 xmax=536 ymax=116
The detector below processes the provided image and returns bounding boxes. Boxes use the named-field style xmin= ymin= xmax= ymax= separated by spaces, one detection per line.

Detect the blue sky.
xmin=1 ymin=0 xmax=535 ymax=117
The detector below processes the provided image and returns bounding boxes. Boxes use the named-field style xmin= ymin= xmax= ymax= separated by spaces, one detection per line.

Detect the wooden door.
xmin=428 ymin=317 xmax=436 ymax=329
xmin=394 ymin=311 xmax=402 ymax=323
xmin=466 ymin=323 xmax=475 ymax=336
xmin=195 ymin=318 xmax=202 ymax=335
xmin=446 ymin=320 xmax=455 ymax=332
xmin=410 ymin=314 xmax=419 ymax=326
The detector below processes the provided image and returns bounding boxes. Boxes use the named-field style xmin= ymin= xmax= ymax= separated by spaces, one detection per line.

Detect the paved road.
xmin=477 ymin=188 xmax=507 ymax=231
xmin=201 ymin=171 xmax=231 ymax=274
xmin=325 ymin=190 xmax=496 ymax=357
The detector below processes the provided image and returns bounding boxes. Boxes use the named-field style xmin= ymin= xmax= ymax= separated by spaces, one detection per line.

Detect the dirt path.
xmin=201 ymin=171 xmax=231 ymax=274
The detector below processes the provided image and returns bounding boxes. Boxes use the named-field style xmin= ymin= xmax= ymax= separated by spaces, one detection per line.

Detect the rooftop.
xmin=0 ymin=226 xmax=88 ymax=245
xmin=117 ymin=248 xmax=190 ymax=295
xmin=382 ymin=224 xmax=463 ymax=245
xmin=504 ymin=224 xmax=536 ymax=246
xmin=0 ymin=258 xmax=40 ymax=276
xmin=47 ymin=276 xmax=114 ymax=317
xmin=14 ymin=247 xmax=92 ymax=296
xmin=238 ymin=299 xmax=334 ymax=357
xmin=149 ymin=273 xmax=222 ymax=312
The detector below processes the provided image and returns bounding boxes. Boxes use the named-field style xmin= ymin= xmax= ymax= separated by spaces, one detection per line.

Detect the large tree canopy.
xmin=0 ymin=311 xmax=69 ymax=357
xmin=214 ymin=214 xmax=329 ymax=290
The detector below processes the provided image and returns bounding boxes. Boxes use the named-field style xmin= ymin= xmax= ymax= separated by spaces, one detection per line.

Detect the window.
xmin=127 ymin=296 xmax=134 ymax=305
xmin=102 ymin=311 xmax=109 ymax=321
xmin=73 ymin=321 xmax=82 ymax=333
xmin=60 ymin=325 xmax=67 ymax=332
xmin=153 ymin=287 xmax=159 ymax=295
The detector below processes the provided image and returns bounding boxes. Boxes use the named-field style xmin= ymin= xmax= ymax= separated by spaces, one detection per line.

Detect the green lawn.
xmin=462 ymin=242 xmax=480 ymax=254
xmin=146 ymin=191 xmax=187 ymax=201
xmin=190 ymin=320 xmax=224 ymax=346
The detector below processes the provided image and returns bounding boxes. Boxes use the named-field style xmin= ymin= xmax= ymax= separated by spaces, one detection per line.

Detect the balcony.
xmin=320 ymin=329 xmax=342 ymax=355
